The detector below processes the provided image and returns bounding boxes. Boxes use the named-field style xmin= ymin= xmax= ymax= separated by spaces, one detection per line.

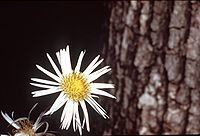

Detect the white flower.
xmin=30 ymin=46 xmax=116 ymax=135
xmin=1 ymin=103 xmax=54 ymax=136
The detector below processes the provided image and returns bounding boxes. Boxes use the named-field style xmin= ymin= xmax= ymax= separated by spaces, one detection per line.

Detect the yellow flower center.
xmin=14 ymin=119 xmax=36 ymax=136
xmin=60 ymin=72 xmax=90 ymax=101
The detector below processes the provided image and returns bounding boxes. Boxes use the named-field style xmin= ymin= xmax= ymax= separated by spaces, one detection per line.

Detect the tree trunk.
xmin=95 ymin=1 xmax=200 ymax=135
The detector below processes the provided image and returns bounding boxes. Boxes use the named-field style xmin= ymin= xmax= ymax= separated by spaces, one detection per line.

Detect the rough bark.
xmin=95 ymin=1 xmax=200 ymax=135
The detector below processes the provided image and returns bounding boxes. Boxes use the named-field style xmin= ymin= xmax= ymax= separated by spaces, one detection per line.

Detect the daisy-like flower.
xmin=30 ymin=46 xmax=116 ymax=135
xmin=1 ymin=103 xmax=55 ymax=136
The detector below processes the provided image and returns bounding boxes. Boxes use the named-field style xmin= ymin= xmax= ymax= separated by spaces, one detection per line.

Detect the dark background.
xmin=0 ymin=1 xmax=109 ymax=135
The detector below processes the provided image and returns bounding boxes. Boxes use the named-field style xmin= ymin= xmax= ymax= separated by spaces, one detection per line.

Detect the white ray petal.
xmin=91 ymin=83 xmax=114 ymax=89
xmin=86 ymin=97 xmax=108 ymax=119
xmin=1 ymin=111 xmax=20 ymax=129
xmin=61 ymin=46 xmax=72 ymax=75
xmin=61 ymin=100 xmax=73 ymax=129
xmin=45 ymin=92 xmax=67 ymax=115
xmin=63 ymin=48 xmax=68 ymax=75
xmin=65 ymin=101 xmax=74 ymax=129
xmin=82 ymin=117 xmax=85 ymax=128
xmin=32 ymin=88 xmax=61 ymax=97
xmin=31 ymin=78 xmax=60 ymax=86
xmin=74 ymin=103 xmax=81 ymax=133
xmin=75 ymin=51 xmax=85 ymax=72
xmin=56 ymin=51 xmax=61 ymax=65
xmin=36 ymin=65 xmax=60 ymax=82
xmin=89 ymin=96 xmax=107 ymax=113
xmin=30 ymin=83 xmax=57 ymax=89
xmin=85 ymin=98 xmax=102 ymax=117
xmin=91 ymin=89 xmax=116 ymax=99
xmin=88 ymin=66 xmax=109 ymax=77
xmin=91 ymin=95 xmax=99 ymax=98
xmin=72 ymin=102 xmax=78 ymax=131
xmin=73 ymin=108 xmax=75 ymax=132
xmin=85 ymin=66 xmax=109 ymax=80
xmin=75 ymin=105 xmax=82 ymax=135
xmin=80 ymin=100 xmax=90 ymax=132
xmin=88 ymin=68 xmax=111 ymax=83
xmin=84 ymin=59 xmax=104 ymax=76
xmin=60 ymin=49 xmax=66 ymax=75
xmin=83 ymin=55 xmax=100 ymax=74
xmin=61 ymin=102 xmax=68 ymax=125
xmin=66 ymin=46 xmax=72 ymax=73
xmin=47 ymin=53 xmax=62 ymax=77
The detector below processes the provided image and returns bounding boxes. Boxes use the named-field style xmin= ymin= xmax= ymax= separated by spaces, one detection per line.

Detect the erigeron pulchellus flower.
xmin=30 ymin=46 xmax=116 ymax=135
xmin=1 ymin=103 xmax=54 ymax=136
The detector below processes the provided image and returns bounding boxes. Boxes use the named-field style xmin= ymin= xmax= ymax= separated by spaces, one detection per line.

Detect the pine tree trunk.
xmin=95 ymin=1 xmax=200 ymax=135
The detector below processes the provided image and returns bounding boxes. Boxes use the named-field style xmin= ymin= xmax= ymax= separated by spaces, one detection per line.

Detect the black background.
xmin=0 ymin=1 xmax=108 ymax=135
